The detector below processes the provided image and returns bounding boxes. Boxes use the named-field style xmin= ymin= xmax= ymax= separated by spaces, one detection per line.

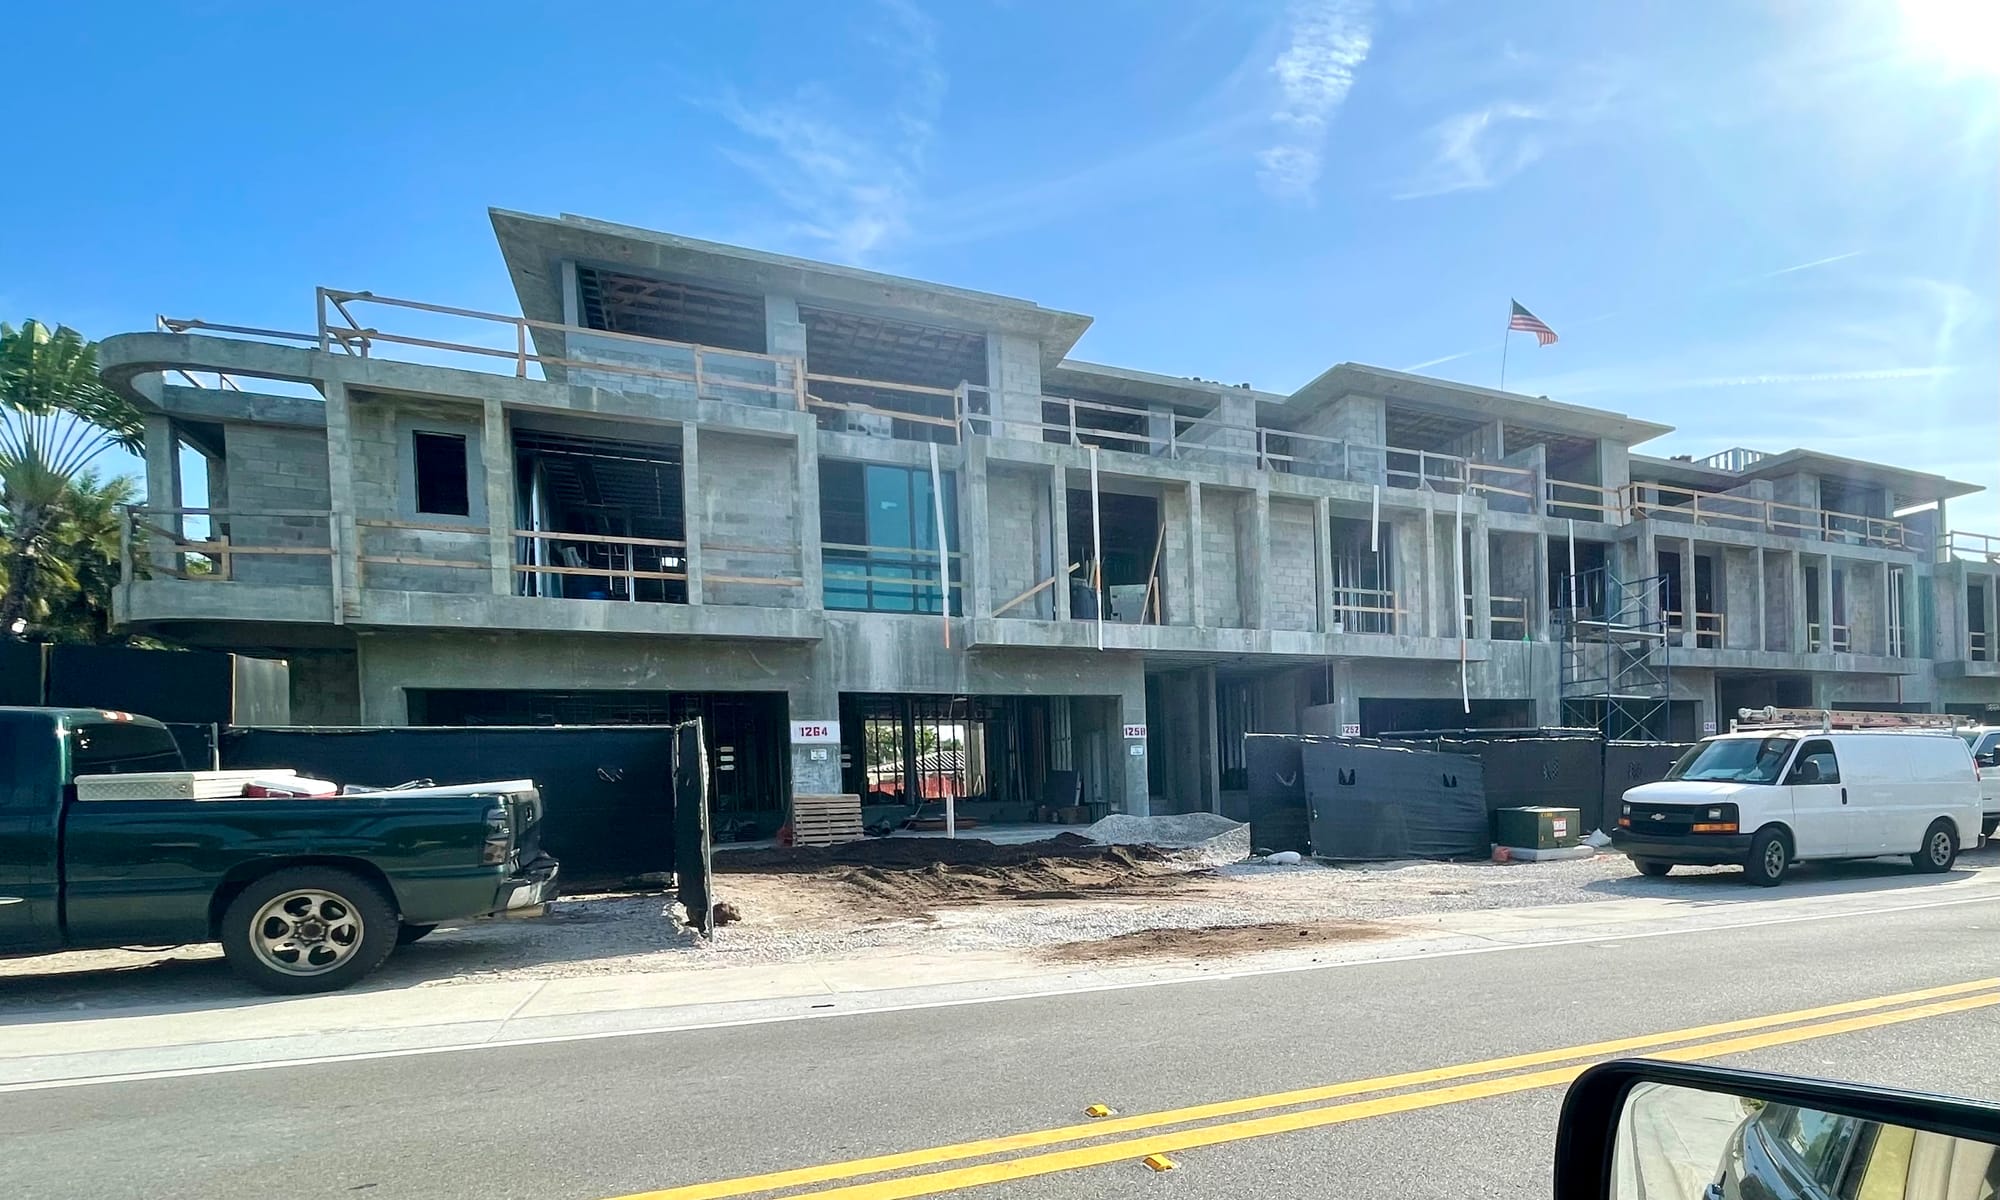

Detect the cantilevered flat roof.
xmin=490 ymin=209 xmax=1094 ymax=367
xmin=1047 ymin=359 xmax=1288 ymax=414
xmin=1733 ymin=449 xmax=1981 ymax=504
xmin=1284 ymin=363 xmax=1676 ymax=446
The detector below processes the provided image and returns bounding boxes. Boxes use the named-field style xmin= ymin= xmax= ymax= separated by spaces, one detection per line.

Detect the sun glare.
xmin=1899 ymin=0 xmax=2000 ymax=77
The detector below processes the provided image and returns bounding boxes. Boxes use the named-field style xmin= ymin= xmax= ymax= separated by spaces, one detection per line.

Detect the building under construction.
xmin=102 ymin=209 xmax=2000 ymax=832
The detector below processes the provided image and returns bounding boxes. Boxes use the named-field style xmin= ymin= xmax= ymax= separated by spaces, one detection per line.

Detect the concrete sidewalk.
xmin=4 ymin=867 xmax=1997 ymax=1092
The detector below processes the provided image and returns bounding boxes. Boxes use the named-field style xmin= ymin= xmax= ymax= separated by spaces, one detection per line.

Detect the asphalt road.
xmin=5 ymin=885 xmax=1999 ymax=1200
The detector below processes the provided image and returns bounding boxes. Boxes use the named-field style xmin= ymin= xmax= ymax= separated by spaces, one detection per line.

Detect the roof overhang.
xmin=1737 ymin=450 xmax=1981 ymax=504
xmin=1628 ymin=453 xmax=1741 ymax=488
xmin=1283 ymin=363 xmax=1675 ymax=446
xmin=490 ymin=209 xmax=1093 ymax=367
xmin=1046 ymin=359 xmax=1286 ymax=415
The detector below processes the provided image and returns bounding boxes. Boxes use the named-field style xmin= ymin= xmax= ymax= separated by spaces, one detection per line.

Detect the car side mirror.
xmin=1794 ymin=760 xmax=1822 ymax=785
xmin=1553 ymin=1060 xmax=2000 ymax=1200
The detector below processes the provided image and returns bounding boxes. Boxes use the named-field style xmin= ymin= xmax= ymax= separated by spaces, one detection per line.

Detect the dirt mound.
xmin=1044 ymin=920 xmax=1390 ymax=963
xmin=716 ymin=833 xmax=1166 ymax=874
xmin=827 ymin=847 xmax=1179 ymax=908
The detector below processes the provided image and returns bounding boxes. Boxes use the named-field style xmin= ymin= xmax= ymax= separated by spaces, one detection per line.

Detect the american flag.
xmin=1509 ymin=300 xmax=1558 ymax=346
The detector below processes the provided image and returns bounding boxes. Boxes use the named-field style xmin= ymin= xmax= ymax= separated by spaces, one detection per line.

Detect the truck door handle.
xmin=1841 ymin=787 xmax=1848 ymax=804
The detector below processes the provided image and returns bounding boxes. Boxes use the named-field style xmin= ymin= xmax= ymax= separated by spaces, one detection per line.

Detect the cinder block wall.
xmin=224 ymin=424 xmax=333 ymax=586
xmin=700 ymin=432 xmax=803 ymax=608
xmin=347 ymin=398 xmax=488 ymax=594
xmin=1201 ymin=490 xmax=1244 ymax=627
xmin=988 ymin=466 xmax=1047 ymax=618
xmin=1267 ymin=499 xmax=1317 ymax=631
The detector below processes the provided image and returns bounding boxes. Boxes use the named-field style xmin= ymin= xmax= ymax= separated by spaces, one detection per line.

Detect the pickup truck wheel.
xmin=1634 ymin=859 xmax=1673 ymax=878
xmin=396 ymin=923 xmax=438 ymax=946
xmin=1912 ymin=820 xmax=1958 ymax=873
xmin=220 ymin=868 xmax=397 ymax=994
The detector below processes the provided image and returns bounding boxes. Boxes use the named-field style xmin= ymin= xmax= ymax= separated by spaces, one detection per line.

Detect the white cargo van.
xmin=1610 ymin=729 xmax=1981 ymax=886
xmin=1956 ymin=726 xmax=2000 ymax=836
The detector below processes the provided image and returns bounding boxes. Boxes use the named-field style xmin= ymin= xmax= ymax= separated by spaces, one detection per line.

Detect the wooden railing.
xmin=1970 ymin=630 xmax=1990 ymax=661
xmin=1666 ymin=609 xmax=1725 ymax=649
xmin=1546 ymin=479 xmax=1627 ymax=522
xmin=121 ymin=506 xmax=338 ymax=586
xmin=1626 ymin=480 xmax=1914 ymax=550
xmin=1939 ymin=530 xmax=2000 ymax=565
xmin=1490 ymin=595 xmax=1529 ymax=637
xmin=1330 ymin=586 xmax=1401 ymax=634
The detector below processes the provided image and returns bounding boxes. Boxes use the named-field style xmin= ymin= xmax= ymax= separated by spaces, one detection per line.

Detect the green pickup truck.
xmin=0 ymin=707 xmax=559 ymax=993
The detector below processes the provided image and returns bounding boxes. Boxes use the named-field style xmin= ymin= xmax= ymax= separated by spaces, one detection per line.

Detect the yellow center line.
xmin=779 ymin=991 xmax=2000 ymax=1200
xmin=613 ymin=977 xmax=2000 ymax=1200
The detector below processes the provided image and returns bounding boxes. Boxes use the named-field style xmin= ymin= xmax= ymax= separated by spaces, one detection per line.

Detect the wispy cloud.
xmin=1256 ymin=0 xmax=1374 ymax=200
xmin=1395 ymin=101 xmax=1551 ymax=199
xmin=712 ymin=0 xmax=943 ymax=262
xmin=1749 ymin=250 xmax=1865 ymax=281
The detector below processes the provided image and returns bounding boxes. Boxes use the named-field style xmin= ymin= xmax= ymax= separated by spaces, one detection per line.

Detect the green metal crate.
xmin=1495 ymin=806 xmax=1581 ymax=850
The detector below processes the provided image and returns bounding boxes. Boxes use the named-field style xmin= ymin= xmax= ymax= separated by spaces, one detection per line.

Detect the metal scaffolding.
xmin=1558 ymin=564 xmax=1674 ymax=742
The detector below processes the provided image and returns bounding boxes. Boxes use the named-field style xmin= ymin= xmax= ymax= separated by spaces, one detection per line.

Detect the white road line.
xmin=2 ymin=886 xmax=1996 ymax=1095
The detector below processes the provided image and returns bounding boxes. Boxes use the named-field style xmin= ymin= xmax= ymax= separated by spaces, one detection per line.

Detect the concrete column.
xmin=1050 ymin=467 xmax=1071 ymax=621
xmin=482 ymin=398 xmax=511 ymax=596
xmin=1118 ymin=686 xmax=1150 ymax=816
xmin=765 ymin=295 xmax=808 ymax=406
xmin=1313 ymin=497 xmax=1334 ymax=634
xmin=1534 ymin=531 xmax=1551 ymax=641
xmin=1755 ymin=549 xmax=1767 ymax=651
xmin=787 ymin=676 xmax=842 ymax=796
xmin=795 ymin=428 xmax=823 ymax=610
xmin=1675 ymin=538 xmax=1693 ymax=648
xmin=1421 ymin=497 xmax=1437 ymax=638
xmin=965 ymin=440 xmax=993 ymax=618
xmin=1986 ymin=577 xmax=1999 ymax=663
xmin=1790 ymin=550 xmax=1810 ymax=652
xmin=1820 ymin=555 xmax=1837 ymax=652
xmin=1471 ymin=518 xmax=1493 ymax=640
xmin=323 ymin=381 xmax=360 ymax=610
xmin=1196 ymin=665 xmax=1220 ymax=814
xmin=142 ymin=414 xmax=182 ymax=570
xmin=1186 ymin=481 xmax=1204 ymax=627
xmin=681 ymin=422 xmax=704 ymax=604
xmin=1245 ymin=486 xmax=1270 ymax=629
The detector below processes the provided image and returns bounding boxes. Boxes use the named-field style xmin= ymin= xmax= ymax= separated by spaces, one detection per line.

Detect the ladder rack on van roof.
xmin=1729 ymin=707 xmax=1969 ymax=734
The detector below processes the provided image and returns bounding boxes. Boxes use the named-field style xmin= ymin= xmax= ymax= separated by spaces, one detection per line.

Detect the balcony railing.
xmin=122 ymin=506 xmax=338 ymax=588
xmin=1939 ymin=530 xmax=2000 ymax=565
xmin=1627 ymin=480 xmax=1915 ymax=550
xmin=1666 ymin=609 xmax=1725 ymax=649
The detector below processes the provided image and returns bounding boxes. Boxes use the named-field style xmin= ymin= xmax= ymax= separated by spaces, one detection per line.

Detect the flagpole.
xmin=1499 ymin=301 xmax=1512 ymax=391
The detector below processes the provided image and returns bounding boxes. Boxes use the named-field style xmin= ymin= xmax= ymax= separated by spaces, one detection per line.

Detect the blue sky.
xmin=3 ymin=1 xmax=1996 ymax=525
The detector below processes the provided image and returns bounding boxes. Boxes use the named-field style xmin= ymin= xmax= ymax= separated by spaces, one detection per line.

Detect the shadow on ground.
xmin=0 ymin=893 xmax=701 ymax=1020
xmin=1582 ymin=840 xmax=1998 ymax=902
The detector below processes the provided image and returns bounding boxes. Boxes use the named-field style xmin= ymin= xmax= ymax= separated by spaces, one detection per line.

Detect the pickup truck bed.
xmin=0 ymin=708 xmax=558 ymax=993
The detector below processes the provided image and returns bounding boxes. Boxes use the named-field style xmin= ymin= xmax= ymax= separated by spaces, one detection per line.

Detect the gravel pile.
xmin=1084 ymin=812 xmax=1251 ymax=863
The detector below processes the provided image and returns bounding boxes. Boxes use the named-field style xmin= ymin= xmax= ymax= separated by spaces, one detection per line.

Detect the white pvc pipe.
xmin=1090 ymin=446 xmax=1104 ymax=652
xmin=1456 ymin=490 xmax=1468 ymax=714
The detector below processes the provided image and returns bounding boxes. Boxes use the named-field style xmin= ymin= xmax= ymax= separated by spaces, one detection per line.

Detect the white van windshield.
xmin=1666 ymin=737 xmax=1794 ymax=784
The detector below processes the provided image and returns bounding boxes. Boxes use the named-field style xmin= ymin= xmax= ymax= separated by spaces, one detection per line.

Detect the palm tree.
xmin=0 ymin=321 xmax=143 ymax=636
xmin=41 ymin=473 xmax=141 ymax=643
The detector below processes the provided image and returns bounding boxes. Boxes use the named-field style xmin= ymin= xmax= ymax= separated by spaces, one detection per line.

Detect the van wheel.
xmin=1912 ymin=820 xmax=1958 ymax=873
xmin=219 ymin=867 xmax=398 ymax=994
xmin=1634 ymin=859 xmax=1673 ymax=878
xmin=1744 ymin=829 xmax=1790 ymax=887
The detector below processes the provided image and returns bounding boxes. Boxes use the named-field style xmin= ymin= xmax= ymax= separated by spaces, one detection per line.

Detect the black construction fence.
xmin=0 ymin=644 xmax=291 ymax=725
xmin=1244 ymin=729 xmax=1695 ymax=861
xmin=215 ymin=722 xmax=714 ymax=914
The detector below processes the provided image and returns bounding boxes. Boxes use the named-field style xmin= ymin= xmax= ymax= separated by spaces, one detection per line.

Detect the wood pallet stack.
xmin=790 ymin=793 xmax=864 ymax=846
